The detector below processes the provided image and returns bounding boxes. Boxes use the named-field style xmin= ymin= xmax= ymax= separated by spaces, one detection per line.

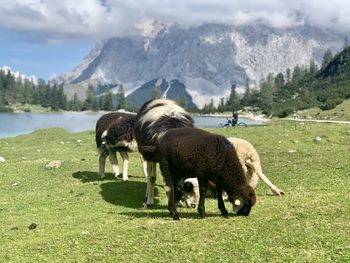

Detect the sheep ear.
xmin=233 ymin=196 xmax=244 ymax=213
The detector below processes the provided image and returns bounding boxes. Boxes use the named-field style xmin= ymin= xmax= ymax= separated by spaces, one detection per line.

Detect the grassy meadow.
xmin=0 ymin=121 xmax=349 ymax=262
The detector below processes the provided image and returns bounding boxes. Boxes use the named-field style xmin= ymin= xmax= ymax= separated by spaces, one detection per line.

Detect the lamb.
xmin=134 ymin=98 xmax=194 ymax=207
xmin=142 ymin=127 xmax=256 ymax=220
xmin=95 ymin=112 xmax=147 ymax=181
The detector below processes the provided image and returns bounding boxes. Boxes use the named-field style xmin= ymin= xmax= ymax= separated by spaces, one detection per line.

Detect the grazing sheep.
xmin=134 ymin=98 xmax=194 ymax=207
xmin=182 ymin=137 xmax=284 ymax=208
xmin=227 ymin=137 xmax=285 ymax=196
xmin=95 ymin=112 xmax=147 ymax=181
xmin=142 ymin=127 xmax=256 ymax=220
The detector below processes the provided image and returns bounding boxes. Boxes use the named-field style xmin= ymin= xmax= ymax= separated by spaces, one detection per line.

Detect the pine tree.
xmin=226 ymin=83 xmax=240 ymax=111
xmin=50 ymin=84 xmax=60 ymax=110
xmin=322 ymin=49 xmax=333 ymax=69
xmin=116 ymin=84 xmax=127 ymax=109
xmin=82 ymin=84 xmax=96 ymax=110
xmin=103 ymin=92 xmax=114 ymax=111
xmin=151 ymin=85 xmax=162 ymax=99
xmin=58 ymin=85 xmax=67 ymax=110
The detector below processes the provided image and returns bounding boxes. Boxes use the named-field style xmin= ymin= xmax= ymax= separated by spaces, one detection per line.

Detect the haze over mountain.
xmin=53 ymin=23 xmax=344 ymax=108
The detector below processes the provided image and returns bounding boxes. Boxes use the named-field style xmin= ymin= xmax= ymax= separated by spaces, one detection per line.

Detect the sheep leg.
xmin=197 ymin=178 xmax=208 ymax=218
xmin=166 ymin=179 xmax=180 ymax=220
xmin=119 ymin=151 xmax=129 ymax=181
xmin=159 ymin=159 xmax=179 ymax=220
xmin=98 ymin=148 xmax=108 ymax=179
xmin=139 ymin=154 xmax=148 ymax=178
xmin=144 ymin=161 xmax=157 ymax=207
xmin=108 ymin=148 xmax=120 ymax=179
xmin=217 ymin=184 xmax=228 ymax=217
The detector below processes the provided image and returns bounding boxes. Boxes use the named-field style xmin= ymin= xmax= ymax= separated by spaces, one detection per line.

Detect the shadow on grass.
xmin=72 ymin=171 xmax=143 ymax=183
xmin=72 ymin=171 xmax=161 ymax=209
xmin=120 ymin=210 xmax=232 ymax=219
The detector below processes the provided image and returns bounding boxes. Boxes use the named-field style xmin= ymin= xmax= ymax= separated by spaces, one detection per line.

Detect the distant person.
xmin=231 ymin=110 xmax=238 ymax=126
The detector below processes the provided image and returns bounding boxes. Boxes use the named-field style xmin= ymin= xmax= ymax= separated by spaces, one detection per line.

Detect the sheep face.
xmin=228 ymin=185 xmax=256 ymax=216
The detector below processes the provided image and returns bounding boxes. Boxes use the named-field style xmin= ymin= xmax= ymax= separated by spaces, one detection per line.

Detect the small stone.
xmin=288 ymin=149 xmax=297 ymax=153
xmin=0 ymin=156 xmax=5 ymax=162
xmin=76 ymin=140 xmax=82 ymax=143
xmin=314 ymin=136 xmax=322 ymax=142
xmin=46 ymin=160 xmax=62 ymax=169
xmin=81 ymin=231 xmax=91 ymax=236
xmin=28 ymin=223 xmax=37 ymax=230
xmin=11 ymin=182 xmax=19 ymax=187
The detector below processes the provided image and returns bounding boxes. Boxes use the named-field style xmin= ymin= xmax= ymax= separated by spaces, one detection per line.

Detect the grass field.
xmin=0 ymin=122 xmax=349 ymax=262
xmin=295 ymin=99 xmax=350 ymax=121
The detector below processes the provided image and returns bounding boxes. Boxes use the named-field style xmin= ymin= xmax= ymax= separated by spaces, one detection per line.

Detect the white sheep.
xmin=227 ymin=137 xmax=284 ymax=196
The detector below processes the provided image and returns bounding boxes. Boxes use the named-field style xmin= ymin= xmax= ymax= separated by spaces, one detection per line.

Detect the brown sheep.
xmin=142 ymin=127 xmax=256 ymax=220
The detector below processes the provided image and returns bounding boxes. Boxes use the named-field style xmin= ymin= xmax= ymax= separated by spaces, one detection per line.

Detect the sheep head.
xmin=229 ymin=185 xmax=256 ymax=216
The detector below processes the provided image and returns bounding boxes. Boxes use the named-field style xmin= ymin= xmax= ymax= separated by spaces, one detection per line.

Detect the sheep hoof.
xmin=140 ymin=203 xmax=153 ymax=209
xmin=221 ymin=210 xmax=229 ymax=217
xmin=172 ymin=213 xmax=180 ymax=220
xmin=199 ymin=213 xmax=207 ymax=219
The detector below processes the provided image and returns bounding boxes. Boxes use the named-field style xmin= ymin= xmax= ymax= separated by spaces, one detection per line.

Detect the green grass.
xmin=0 ymin=123 xmax=349 ymax=262
xmin=295 ymin=99 xmax=350 ymax=121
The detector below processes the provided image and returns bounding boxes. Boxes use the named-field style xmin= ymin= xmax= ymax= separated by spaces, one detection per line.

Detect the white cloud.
xmin=0 ymin=0 xmax=349 ymax=42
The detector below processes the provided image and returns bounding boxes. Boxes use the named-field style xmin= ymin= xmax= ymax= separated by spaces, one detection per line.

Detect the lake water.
xmin=0 ymin=112 xmax=264 ymax=138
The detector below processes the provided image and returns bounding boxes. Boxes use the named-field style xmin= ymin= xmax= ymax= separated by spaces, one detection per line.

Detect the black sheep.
xmin=96 ymin=112 xmax=146 ymax=181
xmin=142 ymin=127 xmax=256 ymax=220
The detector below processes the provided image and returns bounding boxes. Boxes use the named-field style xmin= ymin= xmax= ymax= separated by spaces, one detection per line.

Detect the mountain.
xmin=53 ymin=23 xmax=344 ymax=108
xmin=0 ymin=66 xmax=38 ymax=85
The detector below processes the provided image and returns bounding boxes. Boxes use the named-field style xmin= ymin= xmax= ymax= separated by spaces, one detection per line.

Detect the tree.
xmin=58 ymin=85 xmax=67 ymax=110
xmin=151 ymin=85 xmax=162 ymax=99
xmin=226 ymin=83 xmax=240 ymax=111
xmin=116 ymin=84 xmax=127 ymax=109
xmin=69 ymin=93 xmax=82 ymax=111
xmin=309 ymin=59 xmax=318 ymax=75
xmin=50 ymin=85 xmax=60 ymax=110
xmin=322 ymin=49 xmax=333 ymax=69
xmin=103 ymin=92 xmax=114 ymax=111
xmin=241 ymin=79 xmax=252 ymax=107
xmin=82 ymin=84 xmax=96 ymax=110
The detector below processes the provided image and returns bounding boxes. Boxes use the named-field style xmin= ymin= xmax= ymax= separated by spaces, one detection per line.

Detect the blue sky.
xmin=0 ymin=27 xmax=94 ymax=80
xmin=1 ymin=0 xmax=349 ymax=81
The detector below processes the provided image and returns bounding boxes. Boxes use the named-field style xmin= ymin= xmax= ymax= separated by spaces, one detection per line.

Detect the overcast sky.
xmin=1 ymin=0 xmax=349 ymax=80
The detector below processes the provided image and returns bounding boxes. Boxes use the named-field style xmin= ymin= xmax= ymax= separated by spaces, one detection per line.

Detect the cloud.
xmin=0 ymin=0 xmax=349 ymax=42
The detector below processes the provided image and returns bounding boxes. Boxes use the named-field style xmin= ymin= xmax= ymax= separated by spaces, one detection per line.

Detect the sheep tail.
xmin=245 ymin=160 xmax=285 ymax=196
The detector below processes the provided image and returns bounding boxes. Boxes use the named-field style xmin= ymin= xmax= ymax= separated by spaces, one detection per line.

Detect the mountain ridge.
xmin=52 ymin=23 xmax=344 ymax=108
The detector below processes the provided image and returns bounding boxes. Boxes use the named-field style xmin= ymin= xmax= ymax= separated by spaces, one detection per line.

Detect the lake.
xmin=0 ymin=112 xmax=264 ymax=138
